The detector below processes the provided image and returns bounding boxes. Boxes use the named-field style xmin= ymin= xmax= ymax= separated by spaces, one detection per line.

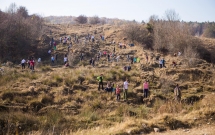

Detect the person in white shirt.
xmin=38 ymin=58 xmax=41 ymax=63
xmin=51 ymin=56 xmax=55 ymax=64
xmin=21 ymin=59 xmax=26 ymax=69
xmin=48 ymin=50 xmax=51 ymax=54
xmin=123 ymin=79 xmax=129 ymax=101
xmin=116 ymin=55 xmax=120 ymax=62
xmin=64 ymin=55 xmax=68 ymax=64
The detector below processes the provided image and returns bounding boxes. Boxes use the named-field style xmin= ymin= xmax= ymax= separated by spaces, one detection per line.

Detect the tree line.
xmin=122 ymin=10 xmax=214 ymax=64
xmin=0 ymin=3 xmax=44 ymax=63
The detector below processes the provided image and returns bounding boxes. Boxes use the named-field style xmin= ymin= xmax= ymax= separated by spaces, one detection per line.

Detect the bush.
xmin=203 ymin=23 xmax=215 ymax=38
xmin=41 ymin=95 xmax=54 ymax=105
xmin=75 ymin=15 xmax=87 ymax=24
xmin=122 ymin=23 xmax=148 ymax=43
xmin=89 ymin=16 xmax=100 ymax=24
xmin=29 ymin=100 xmax=45 ymax=112
xmin=2 ymin=91 xmax=16 ymax=100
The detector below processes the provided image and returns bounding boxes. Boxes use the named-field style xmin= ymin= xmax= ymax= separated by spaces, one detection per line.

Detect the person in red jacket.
xmin=29 ymin=57 xmax=35 ymax=71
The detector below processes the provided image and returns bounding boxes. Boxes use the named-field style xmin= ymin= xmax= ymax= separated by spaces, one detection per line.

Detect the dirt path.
xmin=148 ymin=125 xmax=215 ymax=135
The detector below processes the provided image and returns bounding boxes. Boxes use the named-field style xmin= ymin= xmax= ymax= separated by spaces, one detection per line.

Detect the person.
xmin=159 ymin=59 xmax=163 ymax=68
xmin=116 ymin=55 xmax=120 ymax=62
xmin=49 ymin=41 xmax=52 ymax=47
xmin=38 ymin=58 xmax=41 ymax=63
xmin=91 ymin=58 xmax=95 ymax=67
xmin=21 ymin=59 xmax=26 ymax=70
xmin=112 ymin=82 xmax=116 ymax=95
xmin=127 ymin=65 xmax=131 ymax=71
xmin=116 ymin=85 xmax=121 ymax=101
xmin=53 ymin=42 xmax=57 ymax=50
xmin=113 ymin=46 xmax=115 ymax=53
xmin=64 ymin=55 xmax=68 ymax=64
xmin=65 ymin=62 xmax=69 ymax=67
xmin=105 ymin=81 xmax=112 ymax=92
xmin=97 ymin=55 xmax=100 ymax=61
xmin=130 ymin=57 xmax=133 ymax=64
xmin=80 ymin=53 xmax=84 ymax=61
xmin=99 ymin=51 xmax=102 ymax=57
xmin=172 ymin=61 xmax=177 ymax=68
xmin=174 ymin=84 xmax=181 ymax=102
xmin=27 ymin=58 xmax=30 ymax=68
xmin=123 ymin=66 xmax=127 ymax=71
xmin=178 ymin=51 xmax=181 ymax=56
xmin=107 ymin=54 xmax=110 ymax=62
xmin=60 ymin=37 xmax=62 ymax=43
xmin=29 ymin=58 xmax=35 ymax=71
xmin=123 ymin=79 xmax=129 ymax=101
xmin=89 ymin=58 xmax=93 ymax=65
xmin=133 ymin=57 xmax=137 ymax=63
xmin=91 ymin=35 xmax=95 ymax=42
xmin=97 ymin=74 xmax=104 ymax=90
xmin=51 ymin=56 xmax=55 ymax=64
xmin=48 ymin=50 xmax=51 ymax=54
xmin=68 ymin=44 xmax=71 ymax=52
xmin=143 ymin=80 xmax=149 ymax=98
xmin=103 ymin=51 xmax=107 ymax=56
xmin=146 ymin=55 xmax=149 ymax=63
xmin=127 ymin=54 xmax=130 ymax=62
xmin=123 ymin=44 xmax=126 ymax=49
xmin=136 ymin=57 xmax=140 ymax=63
xmin=119 ymin=43 xmax=122 ymax=48
xmin=162 ymin=58 xmax=166 ymax=68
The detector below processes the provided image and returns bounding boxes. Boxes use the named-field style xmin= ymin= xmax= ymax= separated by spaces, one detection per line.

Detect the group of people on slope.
xmin=50 ymin=54 xmax=68 ymax=66
xmin=97 ymin=74 xmax=181 ymax=102
xmin=159 ymin=58 xmax=166 ymax=68
xmin=97 ymin=74 xmax=151 ymax=102
xmin=20 ymin=56 xmax=38 ymax=71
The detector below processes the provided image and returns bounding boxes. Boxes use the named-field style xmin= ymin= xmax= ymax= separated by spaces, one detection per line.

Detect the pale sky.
xmin=0 ymin=0 xmax=215 ymax=22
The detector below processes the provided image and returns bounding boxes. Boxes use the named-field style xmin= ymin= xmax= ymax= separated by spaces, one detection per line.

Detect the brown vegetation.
xmin=0 ymin=5 xmax=215 ymax=135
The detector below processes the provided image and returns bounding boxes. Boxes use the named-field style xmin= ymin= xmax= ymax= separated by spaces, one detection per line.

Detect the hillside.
xmin=0 ymin=23 xmax=215 ymax=135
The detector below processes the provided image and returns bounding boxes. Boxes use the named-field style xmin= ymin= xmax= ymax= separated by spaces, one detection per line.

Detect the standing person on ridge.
xmin=123 ymin=78 xmax=129 ymax=101
xmin=64 ymin=55 xmax=68 ymax=65
xmin=162 ymin=58 xmax=166 ymax=68
xmin=21 ymin=59 xmax=26 ymax=70
xmin=51 ymin=56 xmax=55 ymax=64
xmin=143 ymin=80 xmax=149 ymax=98
xmin=116 ymin=85 xmax=121 ymax=101
xmin=174 ymin=84 xmax=181 ymax=102
xmin=97 ymin=74 xmax=104 ymax=91
xmin=146 ymin=54 xmax=149 ymax=64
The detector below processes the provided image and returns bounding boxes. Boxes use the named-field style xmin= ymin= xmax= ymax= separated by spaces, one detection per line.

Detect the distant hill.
xmin=44 ymin=16 xmax=76 ymax=24
xmin=44 ymin=16 xmax=133 ymax=25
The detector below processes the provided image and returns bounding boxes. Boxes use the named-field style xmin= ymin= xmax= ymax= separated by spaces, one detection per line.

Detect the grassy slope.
xmin=0 ymin=24 xmax=215 ymax=135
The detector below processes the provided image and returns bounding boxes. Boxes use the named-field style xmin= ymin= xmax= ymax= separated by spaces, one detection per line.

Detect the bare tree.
xmin=17 ymin=6 xmax=28 ymax=18
xmin=75 ymin=15 xmax=87 ymax=24
xmin=164 ymin=9 xmax=180 ymax=21
xmin=7 ymin=3 xmax=17 ymax=14
xmin=0 ymin=3 xmax=44 ymax=62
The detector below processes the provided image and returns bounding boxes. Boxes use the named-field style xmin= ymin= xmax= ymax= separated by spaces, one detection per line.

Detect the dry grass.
xmin=1 ymin=24 xmax=215 ymax=135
